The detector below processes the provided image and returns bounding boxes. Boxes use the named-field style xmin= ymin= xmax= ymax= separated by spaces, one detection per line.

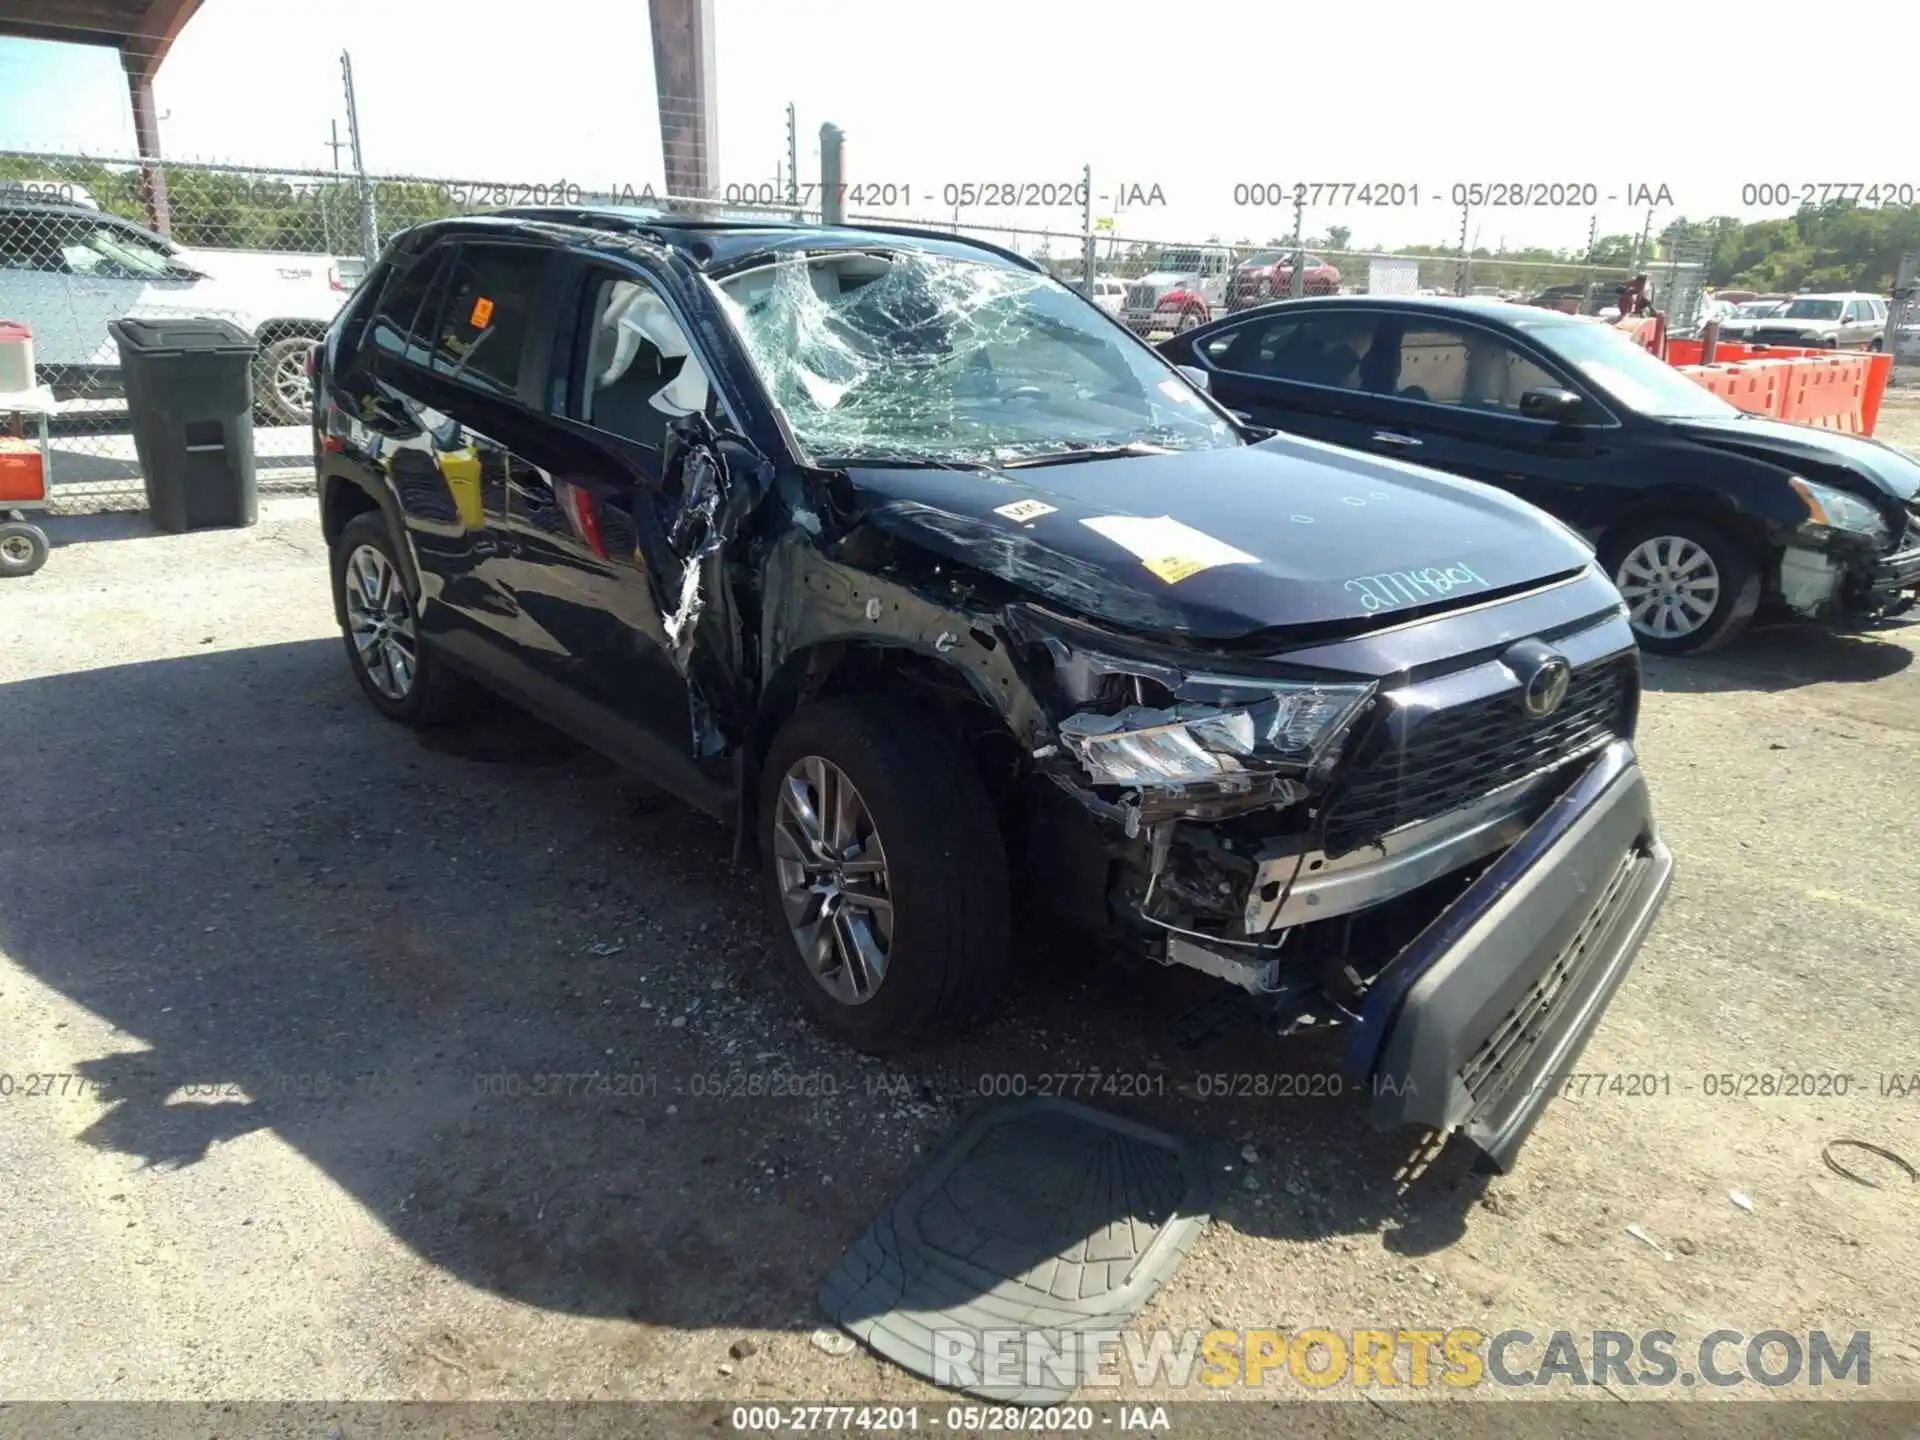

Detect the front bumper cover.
xmin=1343 ymin=739 xmax=1673 ymax=1171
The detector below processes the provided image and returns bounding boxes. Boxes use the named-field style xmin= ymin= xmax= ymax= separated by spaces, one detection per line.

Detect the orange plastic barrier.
xmin=1861 ymin=350 xmax=1892 ymax=435
xmin=1671 ymin=349 xmax=1887 ymax=435
xmin=1777 ymin=354 xmax=1871 ymax=433
xmin=1667 ymin=339 xmax=1829 ymax=366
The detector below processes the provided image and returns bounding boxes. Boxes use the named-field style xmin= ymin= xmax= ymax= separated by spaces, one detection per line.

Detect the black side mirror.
xmin=1519 ymin=386 xmax=1586 ymax=423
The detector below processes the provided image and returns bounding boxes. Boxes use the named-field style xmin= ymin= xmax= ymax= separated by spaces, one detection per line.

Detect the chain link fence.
xmin=0 ymin=148 xmax=1768 ymax=513
xmin=1888 ymin=250 xmax=1920 ymax=382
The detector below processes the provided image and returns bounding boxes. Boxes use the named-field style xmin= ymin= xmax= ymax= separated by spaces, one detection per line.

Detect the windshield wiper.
xmin=999 ymin=441 xmax=1174 ymax=469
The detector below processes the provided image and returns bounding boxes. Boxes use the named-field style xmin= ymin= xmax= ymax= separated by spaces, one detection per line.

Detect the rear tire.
xmin=1602 ymin=515 xmax=1759 ymax=655
xmin=254 ymin=334 xmax=319 ymax=427
xmin=331 ymin=511 xmax=476 ymax=724
xmin=758 ymin=696 xmax=1011 ymax=1053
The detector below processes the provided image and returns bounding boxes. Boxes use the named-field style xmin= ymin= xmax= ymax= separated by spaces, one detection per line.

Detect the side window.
xmin=59 ymin=221 xmax=177 ymax=280
xmin=1842 ymin=300 xmax=1863 ymax=323
xmin=426 ymin=244 xmax=550 ymax=396
xmin=368 ymin=245 xmax=452 ymax=364
xmin=567 ymin=270 xmax=718 ymax=451
xmin=1206 ymin=313 xmax=1379 ymax=391
xmin=1389 ymin=322 xmax=1558 ymax=412
xmin=0 ymin=213 xmax=65 ymax=272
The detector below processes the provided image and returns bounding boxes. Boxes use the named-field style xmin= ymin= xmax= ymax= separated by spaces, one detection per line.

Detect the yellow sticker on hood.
xmin=994 ymin=499 xmax=1058 ymax=522
xmin=1081 ymin=514 xmax=1259 ymax=585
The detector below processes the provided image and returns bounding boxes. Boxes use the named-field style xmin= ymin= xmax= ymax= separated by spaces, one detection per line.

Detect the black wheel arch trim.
xmin=320 ymin=467 xmax=422 ymax=609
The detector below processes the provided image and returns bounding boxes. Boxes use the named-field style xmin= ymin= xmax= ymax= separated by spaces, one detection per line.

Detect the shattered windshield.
xmin=712 ymin=250 xmax=1238 ymax=466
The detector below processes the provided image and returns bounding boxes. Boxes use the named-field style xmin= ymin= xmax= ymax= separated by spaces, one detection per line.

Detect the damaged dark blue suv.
xmin=314 ymin=208 xmax=1674 ymax=1170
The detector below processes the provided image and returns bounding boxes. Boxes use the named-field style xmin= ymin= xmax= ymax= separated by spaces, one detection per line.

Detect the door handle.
xmin=1371 ymin=431 xmax=1422 ymax=447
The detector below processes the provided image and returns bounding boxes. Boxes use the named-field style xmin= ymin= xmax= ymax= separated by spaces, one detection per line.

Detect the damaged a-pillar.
xmin=652 ymin=417 xmax=774 ymax=757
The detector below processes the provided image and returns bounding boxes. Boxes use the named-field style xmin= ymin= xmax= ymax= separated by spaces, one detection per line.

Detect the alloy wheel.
xmin=771 ymin=755 xmax=894 ymax=1006
xmin=343 ymin=543 xmax=418 ymax=700
xmin=274 ymin=342 xmax=316 ymax=416
xmin=1615 ymin=535 xmax=1721 ymax=641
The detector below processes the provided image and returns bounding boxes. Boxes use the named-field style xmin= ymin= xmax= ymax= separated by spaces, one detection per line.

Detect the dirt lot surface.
xmin=3 ymin=479 xmax=1919 ymax=1428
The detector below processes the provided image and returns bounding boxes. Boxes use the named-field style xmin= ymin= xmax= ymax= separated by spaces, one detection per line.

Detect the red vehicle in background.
xmin=1227 ymin=249 xmax=1341 ymax=311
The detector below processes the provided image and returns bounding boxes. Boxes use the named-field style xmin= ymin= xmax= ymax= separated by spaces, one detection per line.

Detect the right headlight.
xmin=1790 ymin=476 xmax=1892 ymax=547
xmin=1058 ymin=683 xmax=1377 ymax=790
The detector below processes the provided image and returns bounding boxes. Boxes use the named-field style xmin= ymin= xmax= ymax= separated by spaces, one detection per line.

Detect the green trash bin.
xmin=109 ymin=316 xmax=259 ymax=533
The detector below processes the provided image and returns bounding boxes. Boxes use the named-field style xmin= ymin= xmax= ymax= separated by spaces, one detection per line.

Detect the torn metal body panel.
xmin=314 ymin=207 xmax=1676 ymax=1170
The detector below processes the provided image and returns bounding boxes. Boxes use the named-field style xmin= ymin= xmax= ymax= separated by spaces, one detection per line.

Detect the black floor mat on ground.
xmin=820 ymin=1096 xmax=1231 ymax=1403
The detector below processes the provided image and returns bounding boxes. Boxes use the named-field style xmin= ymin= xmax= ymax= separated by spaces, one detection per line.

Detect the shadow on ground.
xmin=1640 ymin=620 xmax=1914 ymax=695
xmin=0 ymin=639 xmax=1482 ymax=1339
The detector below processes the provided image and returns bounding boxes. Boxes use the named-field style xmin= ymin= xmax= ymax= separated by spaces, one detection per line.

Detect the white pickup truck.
xmin=0 ymin=199 xmax=357 ymax=425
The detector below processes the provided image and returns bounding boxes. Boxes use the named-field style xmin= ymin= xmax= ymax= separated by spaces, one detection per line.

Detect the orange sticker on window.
xmin=470 ymin=296 xmax=495 ymax=328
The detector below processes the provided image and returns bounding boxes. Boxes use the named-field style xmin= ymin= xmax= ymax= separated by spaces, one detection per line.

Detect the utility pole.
xmin=785 ymin=102 xmax=801 ymax=219
xmin=1290 ymin=189 xmax=1306 ymax=298
xmin=1456 ymin=202 xmax=1472 ymax=296
xmin=1081 ymin=163 xmax=1096 ymax=296
xmin=340 ymin=51 xmax=378 ymax=262
xmin=1582 ymin=212 xmax=1598 ymax=312
xmin=819 ymin=123 xmax=844 ymax=225
xmin=320 ymin=118 xmax=347 ymax=255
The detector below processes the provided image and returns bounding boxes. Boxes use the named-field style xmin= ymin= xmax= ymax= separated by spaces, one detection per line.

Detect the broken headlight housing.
xmin=1791 ymin=476 xmax=1891 ymax=547
xmin=1058 ymin=684 xmax=1376 ymax=792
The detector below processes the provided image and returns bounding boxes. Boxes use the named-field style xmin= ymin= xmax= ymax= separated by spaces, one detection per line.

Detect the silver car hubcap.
xmin=344 ymin=543 xmax=418 ymax=699
xmin=275 ymin=344 xmax=315 ymax=413
xmin=1 ymin=534 xmax=34 ymax=565
xmin=772 ymin=756 xmax=893 ymax=1006
xmin=1616 ymin=535 xmax=1721 ymax=641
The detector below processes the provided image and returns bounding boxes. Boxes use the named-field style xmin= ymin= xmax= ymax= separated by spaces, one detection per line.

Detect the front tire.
xmin=1602 ymin=516 xmax=1759 ymax=655
xmin=331 ymin=511 xmax=474 ymax=724
xmin=758 ymin=696 xmax=1010 ymax=1053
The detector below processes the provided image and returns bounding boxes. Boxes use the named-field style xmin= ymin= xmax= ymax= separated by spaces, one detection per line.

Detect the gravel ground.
xmin=2 ymin=487 xmax=1919 ymax=1424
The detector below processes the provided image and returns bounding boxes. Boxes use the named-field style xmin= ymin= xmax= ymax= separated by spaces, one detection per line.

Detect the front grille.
xmin=1456 ymin=844 xmax=1651 ymax=1111
xmin=1125 ymin=284 xmax=1157 ymax=312
xmin=1751 ymin=328 xmax=1813 ymax=345
xmin=1322 ymin=655 xmax=1634 ymax=854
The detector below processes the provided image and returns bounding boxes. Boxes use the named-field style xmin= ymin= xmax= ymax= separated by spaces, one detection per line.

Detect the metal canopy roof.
xmin=0 ymin=0 xmax=204 ymax=76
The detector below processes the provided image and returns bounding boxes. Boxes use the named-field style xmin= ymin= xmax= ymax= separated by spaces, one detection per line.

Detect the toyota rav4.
xmin=313 ymin=208 xmax=1674 ymax=1171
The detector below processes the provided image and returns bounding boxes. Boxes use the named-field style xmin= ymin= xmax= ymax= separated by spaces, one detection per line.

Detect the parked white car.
xmin=0 ymin=200 xmax=354 ymax=424
xmin=1086 ymin=276 xmax=1128 ymax=317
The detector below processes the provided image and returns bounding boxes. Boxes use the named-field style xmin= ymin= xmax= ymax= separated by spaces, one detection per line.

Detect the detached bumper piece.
xmin=1347 ymin=740 xmax=1674 ymax=1172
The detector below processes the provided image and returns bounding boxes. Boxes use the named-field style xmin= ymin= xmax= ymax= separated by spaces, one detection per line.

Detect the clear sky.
xmin=0 ymin=0 xmax=1912 ymax=255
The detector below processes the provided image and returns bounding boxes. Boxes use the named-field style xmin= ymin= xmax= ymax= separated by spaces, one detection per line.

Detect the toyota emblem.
xmin=1522 ymin=656 xmax=1572 ymax=718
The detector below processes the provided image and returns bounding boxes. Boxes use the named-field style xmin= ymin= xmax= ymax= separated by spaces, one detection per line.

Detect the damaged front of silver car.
xmin=699 ymin=240 xmax=1675 ymax=1171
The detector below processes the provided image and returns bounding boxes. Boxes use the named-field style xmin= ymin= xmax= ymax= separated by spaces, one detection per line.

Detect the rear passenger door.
xmin=360 ymin=237 xmax=563 ymax=674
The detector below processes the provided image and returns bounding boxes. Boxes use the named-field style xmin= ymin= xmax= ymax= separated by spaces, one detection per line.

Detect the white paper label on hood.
xmin=1081 ymin=514 xmax=1259 ymax=585
xmin=994 ymin=499 xmax=1058 ymax=523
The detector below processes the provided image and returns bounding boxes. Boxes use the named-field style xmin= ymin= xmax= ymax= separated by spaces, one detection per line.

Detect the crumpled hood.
xmin=845 ymin=433 xmax=1592 ymax=640
xmin=1672 ymin=412 xmax=1920 ymax=503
